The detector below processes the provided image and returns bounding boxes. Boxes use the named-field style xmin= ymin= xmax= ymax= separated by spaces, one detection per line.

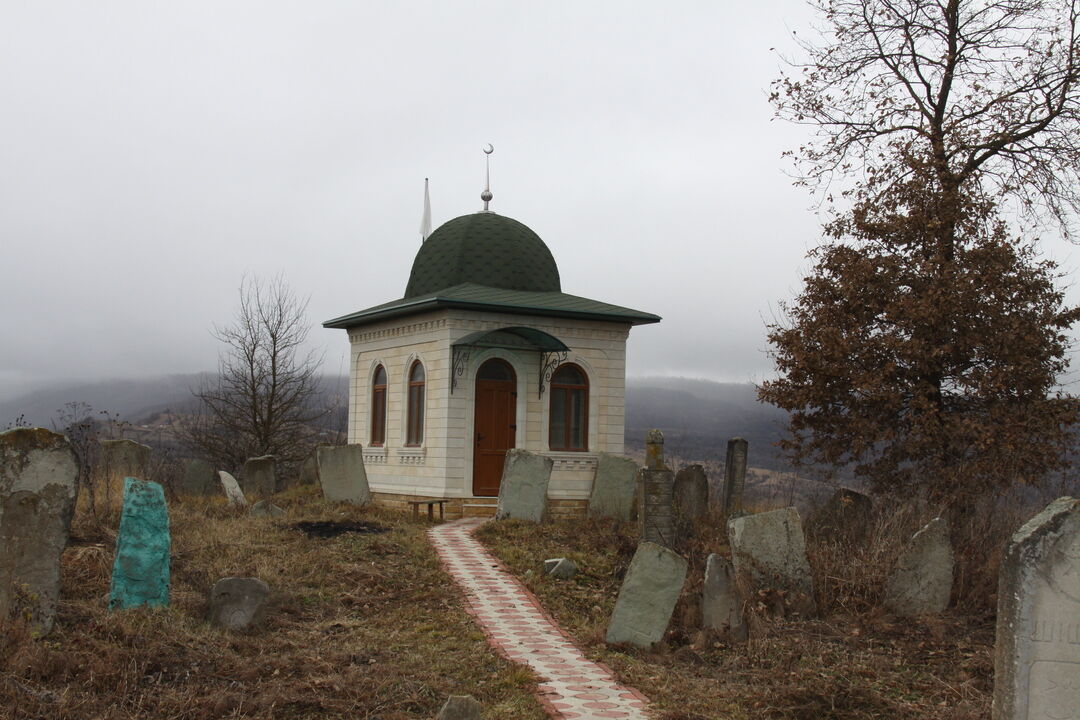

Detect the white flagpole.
xmin=420 ymin=178 xmax=432 ymax=243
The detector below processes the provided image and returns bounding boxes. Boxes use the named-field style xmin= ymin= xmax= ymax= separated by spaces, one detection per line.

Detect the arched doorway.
xmin=473 ymin=358 xmax=517 ymax=496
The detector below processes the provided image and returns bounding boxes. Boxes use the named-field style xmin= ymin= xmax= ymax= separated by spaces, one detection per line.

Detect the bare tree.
xmin=773 ymin=0 xmax=1080 ymax=232
xmin=182 ymin=275 xmax=327 ymax=473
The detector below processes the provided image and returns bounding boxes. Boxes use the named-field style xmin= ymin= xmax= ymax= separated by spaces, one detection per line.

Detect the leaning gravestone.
xmin=109 ymin=478 xmax=170 ymax=610
xmin=177 ymin=459 xmax=216 ymax=496
xmin=588 ymin=452 xmax=638 ymax=521
xmin=674 ymin=464 xmax=709 ymax=541
xmin=99 ymin=438 xmax=152 ymax=513
xmin=883 ymin=517 xmax=953 ymax=616
xmin=728 ymin=507 xmax=816 ymax=615
xmin=637 ymin=429 xmax=675 ymax=546
xmin=703 ymin=553 xmax=747 ymax=641
xmin=298 ymin=452 xmax=319 ymax=486
xmin=218 ymin=471 xmax=247 ymax=507
xmin=249 ymin=500 xmax=285 ymax=518
xmin=316 ymin=445 xmax=370 ymax=505
xmin=208 ymin=577 xmax=270 ymax=630
xmin=242 ymin=455 xmax=277 ymax=498
xmin=722 ymin=437 xmax=748 ymax=515
xmin=496 ymin=449 xmax=553 ymax=522
xmin=993 ymin=497 xmax=1080 ymax=720
xmin=605 ymin=541 xmax=688 ymax=648
xmin=0 ymin=428 xmax=79 ymax=635
xmin=809 ymin=487 xmax=874 ymax=541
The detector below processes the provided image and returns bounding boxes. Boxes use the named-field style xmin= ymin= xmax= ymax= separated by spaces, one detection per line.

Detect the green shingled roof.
xmin=322 ymin=283 xmax=661 ymax=329
xmin=405 ymin=212 xmax=561 ymax=297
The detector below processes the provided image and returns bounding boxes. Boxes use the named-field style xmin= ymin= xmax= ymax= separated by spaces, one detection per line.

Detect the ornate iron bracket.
xmin=538 ymin=350 xmax=568 ymax=397
xmin=450 ymin=345 xmax=471 ymax=394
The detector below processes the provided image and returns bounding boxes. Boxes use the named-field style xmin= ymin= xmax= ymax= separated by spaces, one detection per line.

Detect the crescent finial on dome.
xmin=481 ymin=144 xmax=494 ymax=211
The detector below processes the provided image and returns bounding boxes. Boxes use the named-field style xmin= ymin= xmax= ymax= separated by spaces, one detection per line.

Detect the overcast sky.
xmin=3 ymin=1 xmax=1078 ymax=402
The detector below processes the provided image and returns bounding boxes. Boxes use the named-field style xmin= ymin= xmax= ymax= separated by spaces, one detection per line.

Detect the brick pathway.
xmin=429 ymin=518 xmax=651 ymax=719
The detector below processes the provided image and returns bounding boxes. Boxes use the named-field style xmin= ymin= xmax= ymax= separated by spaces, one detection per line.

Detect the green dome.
xmin=405 ymin=212 xmax=561 ymax=298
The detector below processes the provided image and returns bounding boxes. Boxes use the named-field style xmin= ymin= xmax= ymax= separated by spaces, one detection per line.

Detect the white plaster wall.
xmin=345 ymin=307 xmax=633 ymax=500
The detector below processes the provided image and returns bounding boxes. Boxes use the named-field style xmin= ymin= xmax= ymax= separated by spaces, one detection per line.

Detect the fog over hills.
xmin=0 ymin=374 xmax=790 ymax=470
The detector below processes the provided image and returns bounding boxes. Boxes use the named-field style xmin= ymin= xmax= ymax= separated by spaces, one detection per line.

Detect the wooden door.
xmin=473 ymin=360 xmax=517 ymax=496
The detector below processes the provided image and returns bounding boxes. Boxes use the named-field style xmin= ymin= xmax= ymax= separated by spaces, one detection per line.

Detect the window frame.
xmin=370 ymin=364 xmax=387 ymax=447
xmin=405 ymin=360 xmax=426 ymax=447
xmin=548 ymin=363 xmax=589 ymax=451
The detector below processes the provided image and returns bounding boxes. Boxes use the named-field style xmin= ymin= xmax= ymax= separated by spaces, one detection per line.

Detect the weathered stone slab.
xmin=298 ymin=452 xmax=319 ymax=486
xmin=723 ymin=437 xmax=748 ymax=515
xmin=109 ymin=478 xmax=170 ymax=610
xmin=218 ymin=471 xmax=246 ymax=507
xmin=606 ymin=541 xmax=687 ymax=648
xmin=728 ymin=507 xmax=816 ymax=615
xmin=99 ymin=439 xmax=152 ymax=512
xmin=638 ymin=467 xmax=675 ymax=547
xmin=316 ymin=445 xmax=370 ymax=505
xmin=496 ymin=449 xmax=552 ymax=522
xmin=544 ymin=557 xmax=578 ymax=580
xmin=645 ymin=428 xmax=666 ymax=470
xmin=437 ymin=695 xmax=482 ymax=720
xmin=242 ymin=455 xmax=277 ymax=498
xmin=249 ymin=500 xmax=285 ymax=518
xmin=809 ymin=488 xmax=873 ymax=541
xmin=0 ymin=428 xmax=78 ymax=635
xmin=177 ymin=459 xmax=216 ymax=496
xmin=588 ymin=453 xmax=639 ymax=521
xmin=883 ymin=517 xmax=953 ymax=616
xmin=993 ymin=497 xmax=1080 ymax=720
xmin=674 ymin=464 xmax=709 ymax=540
xmin=702 ymin=553 xmax=746 ymax=641
xmin=208 ymin=577 xmax=270 ymax=630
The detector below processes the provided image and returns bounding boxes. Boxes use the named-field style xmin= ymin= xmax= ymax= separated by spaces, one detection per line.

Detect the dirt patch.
xmin=292 ymin=520 xmax=388 ymax=538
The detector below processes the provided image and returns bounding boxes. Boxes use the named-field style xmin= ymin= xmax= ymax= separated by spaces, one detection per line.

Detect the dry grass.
xmin=476 ymin=513 xmax=995 ymax=720
xmin=1 ymin=486 xmax=545 ymax=720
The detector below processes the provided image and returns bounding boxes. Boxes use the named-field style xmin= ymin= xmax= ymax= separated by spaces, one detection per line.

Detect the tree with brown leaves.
xmin=762 ymin=0 xmax=1080 ymax=501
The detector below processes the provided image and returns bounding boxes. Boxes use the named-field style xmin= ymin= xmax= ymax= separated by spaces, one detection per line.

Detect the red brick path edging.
xmin=429 ymin=518 xmax=651 ymax=719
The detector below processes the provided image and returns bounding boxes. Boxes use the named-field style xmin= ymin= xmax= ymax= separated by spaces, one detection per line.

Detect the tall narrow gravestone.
xmin=0 ymin=428 xmax=78 ymax=635
xmin=218 ymin=471 xmax=247 ymax=507
xmin=316 ymin=445 xmax=370 ymax=505
xmin=993 ymin=497 xmax=1080 ymax=720
xmin=242 ymin=456 xmax=277 ymax=499
xmin=99 ymin=438 xmax=151 ymax=513
xmin=638 ymin=430 xmax=675 ymax=546
xmin=109 ymin=478 xmax=170 ymax=610
xmin=673 ymin=464 xmax=709 ymax=542
xmin=722 ymin=437 xmax=748 ymax=515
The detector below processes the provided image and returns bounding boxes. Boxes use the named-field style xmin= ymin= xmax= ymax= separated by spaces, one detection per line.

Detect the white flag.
xmin=420 ymin=178 xmax=432 ymax=242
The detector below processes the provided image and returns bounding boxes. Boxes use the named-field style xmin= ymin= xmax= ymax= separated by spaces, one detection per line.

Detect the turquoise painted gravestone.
xmin=109 ymin=478 xmax=170 ymax=609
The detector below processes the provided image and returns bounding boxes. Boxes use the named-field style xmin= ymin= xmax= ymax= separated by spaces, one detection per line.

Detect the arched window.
xmin=371 ymin=365 xmax=387 ymax=446
xmin=549 ymin=363 xmax=588 ymax=451
xmin=406 ymin=360 xmax=425 ymax=446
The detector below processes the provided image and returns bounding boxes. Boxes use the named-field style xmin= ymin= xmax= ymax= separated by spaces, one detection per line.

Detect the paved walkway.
xmin=429 ymin=518 xmax=651 ymax=719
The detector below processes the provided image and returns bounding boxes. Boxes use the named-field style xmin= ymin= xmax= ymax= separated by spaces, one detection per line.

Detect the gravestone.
xmin=437 ymin=695 xmax=482 ymax=720
xmin=637 ymin=428 xmax=675 ymax=545
xmin=316 ymin=445 xmax=370 ymax=505
xmin=728 ymin=507 xmax=816 ymax=615
xmin=177 ymin=459 xmax=216 ymax=496
xmin=218 ymin=471 xmax=247 ymax=507
xmin=249 ymin=500 xmax=285 ymax=518
xmin=588 ymin=453 xmax=638 ymax=521
xmin=993 ymin=497 xmax=1080 ymax=720
xmin=208 ymin=577 xmax=270 ymax=630
xmin=544 ymin=557 xmax=578 ymax=580
xmin=298 ymin=453 xmax=319 ymax=486
xmin=109 ymin=478 xmax=170 ymax=610
xmin=722 ymin=437 xmax=748 ymax=515
xmin=242 ymin=456 xmax=277 ymax=498
xmin=605 ymin=541 xmax=688 ymax=648
xmin=703 ymin=553 xmax=746 ymax=641
xmin=495 ymin=449 xmax=553 ymax=522
xmin=809 ymin=487 xmax=873 ymax=541
xmin=0 ymin=428 xmax=79 ymax=635
xmin=674 ymin=464 xmax=709 ymax=541
xmin=883 ymin=517 xmax=953 ymax=616
xmin=99 ymin=439 xmax=152 ymax=512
